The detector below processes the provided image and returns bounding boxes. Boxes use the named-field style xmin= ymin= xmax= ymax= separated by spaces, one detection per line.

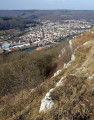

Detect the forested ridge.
xmin=0 ymin=17 xmax=41 ymax=30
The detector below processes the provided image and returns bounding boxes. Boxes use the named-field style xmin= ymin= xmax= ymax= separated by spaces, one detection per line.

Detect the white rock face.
xmin=39 ymin=76 xmax=66 ymax=112
xmin=53 ymin=70 xmax=62 ymax=77
xmin=39 ymin=40 xmax=92 ymax=113
xmin=30 ymin=89 xmax=34 ymax=93
xmin=56 ymin=76 xmax=65 ymax=87
xmin=40 ymin=40 xmax=90 ymax=112
xmin=88 ymin=74 xmax=94 ymax=80
xmin=64 ymin=62 xmax=71 ymax=68
xmin=63 ymin=40 xmax=75 ymax=69
xmin=70 ymin=74 xmax=78 ymax=77
xmin=64 ymin=54 xmax=75 ymax=69
xmin=58 ymin=54 xmax=61 ymax=58
xmin=61 ymin=48 xmax=65 ymax=54
xmin=76 ymin=67 xmax=87 ymax=72
xmin=83 ymin=41 xmax=89 ymax=46
xmin=39 ymin=88 xmax=55 ymax=112
xmin=58 ymin=48 xmax=65 ymax=58
xmin=64 ymin=63 xmax=67 ymax=68
xmin=71 ymin=54 xmax=75 ymax=61
xmin=0 ymin=108 xmax=4 ymax=112
xmin=60 ymin=41 xmax=90 ymax=71
xmin=82 ymin=67 xmax=87 ymax=72
xmin=46 ymin=88 xmax=55 ymax=97
xmin=92 ymin=31 xmax=94 ymax=34
xmin=69 ymin=40 xmax=73 ymax=51
xmin=39 ymin=97 xmax=54 ymax=112
xmin=54 ymin=40 xmax=87 ymax=77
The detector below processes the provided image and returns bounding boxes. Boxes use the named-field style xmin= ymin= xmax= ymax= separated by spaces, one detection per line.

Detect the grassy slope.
xmin=0 ymin=29 xmax=94 ymax=120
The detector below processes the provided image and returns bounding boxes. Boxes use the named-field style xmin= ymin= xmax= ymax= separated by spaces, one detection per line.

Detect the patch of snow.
xmin=88 ymin=74 xmax=94 ymax=80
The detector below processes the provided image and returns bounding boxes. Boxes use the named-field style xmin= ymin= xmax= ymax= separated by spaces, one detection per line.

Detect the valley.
xmin=0 ymin=10 xmax=94 ymax=120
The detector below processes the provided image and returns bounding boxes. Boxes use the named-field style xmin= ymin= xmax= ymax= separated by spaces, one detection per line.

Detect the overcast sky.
xmin=0 ymin=0 xmax=94 ymax=10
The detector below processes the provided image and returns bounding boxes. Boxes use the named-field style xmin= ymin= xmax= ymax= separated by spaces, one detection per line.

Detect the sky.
xmin=0 ymin=0 xmax=94 ymax=10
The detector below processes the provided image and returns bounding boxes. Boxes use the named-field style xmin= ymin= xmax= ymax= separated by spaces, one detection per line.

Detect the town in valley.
xmin=0 ymin=18 xmax=93 ymax=53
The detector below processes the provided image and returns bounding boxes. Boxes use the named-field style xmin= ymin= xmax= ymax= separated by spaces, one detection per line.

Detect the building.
xmin=2 ymin=41 xmax=10 ymax=51
xmin=0 ymin=44 xmax=2 ymax=50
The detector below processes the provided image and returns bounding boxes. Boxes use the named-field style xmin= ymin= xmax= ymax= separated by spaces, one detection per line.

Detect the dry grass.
xmin=1 ymin=29 xmax=94 ymax=120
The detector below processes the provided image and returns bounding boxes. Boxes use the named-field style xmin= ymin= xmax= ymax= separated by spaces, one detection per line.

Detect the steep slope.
xmin=0 ymin=29 xmax=94 ymax=120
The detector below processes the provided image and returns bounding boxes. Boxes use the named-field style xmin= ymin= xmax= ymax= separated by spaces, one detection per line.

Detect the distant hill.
xmin=0 ymin=10 xmax=94 ymax=22
xmin=0 ymin=17 xmax=41 ymax=30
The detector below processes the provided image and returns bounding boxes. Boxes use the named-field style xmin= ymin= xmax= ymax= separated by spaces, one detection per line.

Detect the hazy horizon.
xmin=0 ymin=9 xmax=94 ymax=11
xmin=0 ymin=0 xmax=94 ymax=10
